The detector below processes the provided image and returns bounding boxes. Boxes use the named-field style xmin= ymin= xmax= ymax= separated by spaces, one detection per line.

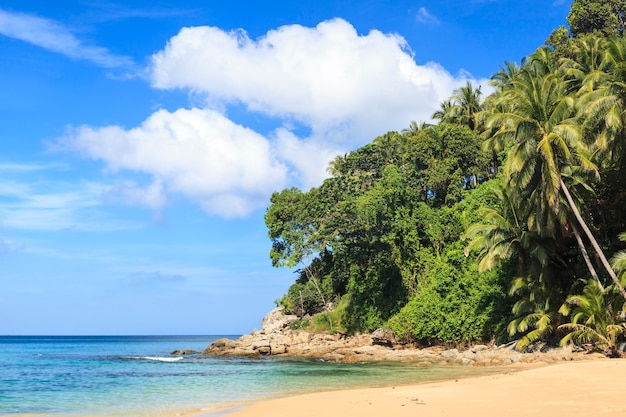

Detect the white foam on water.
xmin=141 ymin=356 xmax=184 ymax=362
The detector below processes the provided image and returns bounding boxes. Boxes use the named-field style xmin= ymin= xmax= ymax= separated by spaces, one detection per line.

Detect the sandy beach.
xmin=223 ymin=359 xmax=626 ymax=417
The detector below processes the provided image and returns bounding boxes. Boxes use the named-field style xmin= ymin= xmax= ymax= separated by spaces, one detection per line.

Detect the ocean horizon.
xmin=0 ymin=335 xmax=502 ymax=417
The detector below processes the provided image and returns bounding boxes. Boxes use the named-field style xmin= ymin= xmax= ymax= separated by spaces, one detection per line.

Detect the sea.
xmin=0 ymin=335 xmax=504 ymax=417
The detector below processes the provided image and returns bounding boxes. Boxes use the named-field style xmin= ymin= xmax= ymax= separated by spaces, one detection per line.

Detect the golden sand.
xmin=223 ymin=359 xmax=626 ymax=417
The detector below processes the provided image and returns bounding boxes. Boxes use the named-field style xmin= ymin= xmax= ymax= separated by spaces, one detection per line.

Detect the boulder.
xmin=441 ymin=348 xmax=459 ymax=359
xmin=371 ymin=328 xmax=396 ymax=347
xmin=261 ymin=307 xmax=298 ymax=334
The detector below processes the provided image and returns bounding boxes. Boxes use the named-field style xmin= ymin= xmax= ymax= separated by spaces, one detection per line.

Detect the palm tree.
xmin=464 ymin=181 xmax=554 ymax=275
xmin=433 ymin=82 xmax=483 ymax=131
xmin=451 ymin=81 xmax=483 ymax=131
xmin=508 ymin=271 xmax=566 ymax=351
xmin=559 ymin=35 xmax=609 ymax=95
xmin=611 ymin=232 xmax=626 ymax=283
xmin=485 ymin=48 xmax=626 ymax=299
xmin=401 ymin=120 xmax=431 ymax=138
xmin=559 ymin=279 xmax=626 ymax=357
xmin=432 ymin=100 xmax=456 ymax=124
xmin=490 ymin=61 xmax=521 ymax=91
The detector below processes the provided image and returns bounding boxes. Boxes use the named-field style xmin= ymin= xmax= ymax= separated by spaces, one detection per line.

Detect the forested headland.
xmin=264 ymin=0 xmax=626 ymax=356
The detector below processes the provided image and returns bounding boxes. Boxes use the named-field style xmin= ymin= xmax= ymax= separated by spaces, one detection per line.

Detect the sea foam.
xmin=141 ymin=356 xmax=184 ymax=362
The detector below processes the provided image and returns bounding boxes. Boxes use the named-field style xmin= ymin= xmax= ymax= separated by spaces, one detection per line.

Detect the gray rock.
xmin=471 ymin=344 xmax=488 ymax=352
xmin=371 ymin=328 xmax=396 ymax=347
xmin=170 ymin=349 xmax=198 ymax=355
xmin=441 ymin=348 xmax=459 ymax=359
xmin=460 ymin=350 xmax=476 ymax=360
xmin=260 ymin=307 xmax=298 ymax=334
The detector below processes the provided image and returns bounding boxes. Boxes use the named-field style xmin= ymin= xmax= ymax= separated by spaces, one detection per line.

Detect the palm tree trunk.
xmin=570 ymin=221 xmax=603 ymax=290
xmin=560 ymin=178 xmax=626 ymax=300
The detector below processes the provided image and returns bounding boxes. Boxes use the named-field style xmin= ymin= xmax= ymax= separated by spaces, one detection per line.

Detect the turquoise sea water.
xmin=0 ymin=335 xmax=503 ymax=417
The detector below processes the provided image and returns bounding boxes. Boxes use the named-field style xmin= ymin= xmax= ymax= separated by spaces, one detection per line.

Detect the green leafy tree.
xmin=568 ymin=0 xmax=626 ymax=38
xmin=433 ymin=82 xmax=483 ymax=131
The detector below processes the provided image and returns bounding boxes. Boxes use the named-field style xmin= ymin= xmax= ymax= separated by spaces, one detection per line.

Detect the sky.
xmin=0 ymin=0 xmax=572 ymax=335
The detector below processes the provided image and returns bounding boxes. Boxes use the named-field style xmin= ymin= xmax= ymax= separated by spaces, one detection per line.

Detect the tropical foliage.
xmin=265 ymin=2 xmax=626 ymax=354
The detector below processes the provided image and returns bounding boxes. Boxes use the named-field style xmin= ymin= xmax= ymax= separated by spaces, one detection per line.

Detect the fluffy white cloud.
xmin=151 ymin=18 xmax=479 ymax=144
xmin=62 ymin=18 xmax=488 ymax=218
xmin=60 ymin=108 xmax=288 ymax=218
xmin=272 ymin=128 xmax=344 ymax=189
xmin=0 ymin=8 xmax=132 ymax=68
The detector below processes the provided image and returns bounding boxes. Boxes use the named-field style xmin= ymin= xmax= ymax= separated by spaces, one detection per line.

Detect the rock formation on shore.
xmin=201 ymin=308 xmax=606 ymax=365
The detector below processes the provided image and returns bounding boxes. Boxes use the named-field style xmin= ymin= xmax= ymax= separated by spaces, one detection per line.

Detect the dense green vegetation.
xmin=265 ymin=0 xmax=626 ymax=354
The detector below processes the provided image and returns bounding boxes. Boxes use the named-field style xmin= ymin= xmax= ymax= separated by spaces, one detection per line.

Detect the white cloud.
xmin=0 ymin=8 xmax=132 ymax=68
xmin=0 ymin=162 xmax=69 ymax=172
xmin=273 ymin=128 xmax=344 ymax=189
xmin=61 ymin=18 xmax=487 ymax=218
xmin=103 ymin=180 xmax=167 ymax=212
xmin=150 ymin=18 xmax=474 ymax=142
xmin=59 ymin=108 xmax=288 ymax=218
xmin=416 ymin=7 xmax=440 ymax=24
xmin=0 ymin=179 xmax=139 ymax=232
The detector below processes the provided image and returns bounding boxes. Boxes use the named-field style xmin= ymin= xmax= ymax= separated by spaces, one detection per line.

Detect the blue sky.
xmin=0 ymin=0 xmax=571 ymax=335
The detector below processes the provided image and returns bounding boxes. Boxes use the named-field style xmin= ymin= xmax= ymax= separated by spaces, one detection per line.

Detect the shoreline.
xmin=185 ymin=361 xmax=539 ymax=417
xmin=208 ymin=359 xmax=626 ymax=417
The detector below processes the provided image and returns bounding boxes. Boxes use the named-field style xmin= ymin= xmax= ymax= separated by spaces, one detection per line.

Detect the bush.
xmin=388 ymin=244 xmax=512 ymax=344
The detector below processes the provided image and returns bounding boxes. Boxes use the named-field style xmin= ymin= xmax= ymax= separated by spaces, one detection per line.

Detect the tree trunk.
xmin=560 ymin=178 xmax=626 ymax=300
xmin=570 ymin=221 xmax=603 ymax=290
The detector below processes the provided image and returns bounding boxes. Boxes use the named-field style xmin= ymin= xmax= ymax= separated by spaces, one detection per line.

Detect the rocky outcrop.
xmin=200 ymin=308 xmax=607 ymax=365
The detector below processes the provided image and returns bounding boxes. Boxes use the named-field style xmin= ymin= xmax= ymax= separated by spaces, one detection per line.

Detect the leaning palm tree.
xmin=486 ymin=48 xmax=626 ymax=299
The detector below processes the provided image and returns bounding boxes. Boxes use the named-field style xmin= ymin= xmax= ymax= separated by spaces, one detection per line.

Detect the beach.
xmin=223 ymin=359 xmax=626 ymax=417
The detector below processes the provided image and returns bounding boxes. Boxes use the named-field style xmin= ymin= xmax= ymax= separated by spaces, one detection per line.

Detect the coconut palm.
xmin=579 ymin=37 xmax=626 ymax=167
xmin=559 ymin=279 xmax=626 ymax=357
xmin=451 ymin=81 xmax=483 ymax=131
xmin=485 ymin=48 xmax=626 ymax=299
xmin=433 ymin=82 xmax=483 ymax=131
xmin=507 ymin=270 xmax=567 ymax=351
xmin=560 ymin=35 xmax=610 ymax=95
xmin=611 ymin=232 xmax=626 ymax=284
xmin=464 ymin=181 xmax=554 ymax=275
xmin=432 ymin=100 xmax=456 ymax=124
xmin=401 ymin=120 xmax=432 ymax=138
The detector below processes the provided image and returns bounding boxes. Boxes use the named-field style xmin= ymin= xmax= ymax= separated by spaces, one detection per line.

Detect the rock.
xmin=471 ymin=344 xmax=488 ymax=352
xmin=210 ymin=338 xmax=238 ymax=349
xmin=199 ymin=308 xmax=616 ymax=364
xmin=170 ymin=349 xmax=198 ymax=355
xmin=460 ymin=350 xmax=476 ymax=360
xmin=260 ymin=307 xmax=298 ymax=334
xmin=371 ymin=328 xmax=396 ymax=347
xmin=441 ymin=349 xmax=459 ymax=359
xmin=256 ymin=346 xmax=271 ymax=355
